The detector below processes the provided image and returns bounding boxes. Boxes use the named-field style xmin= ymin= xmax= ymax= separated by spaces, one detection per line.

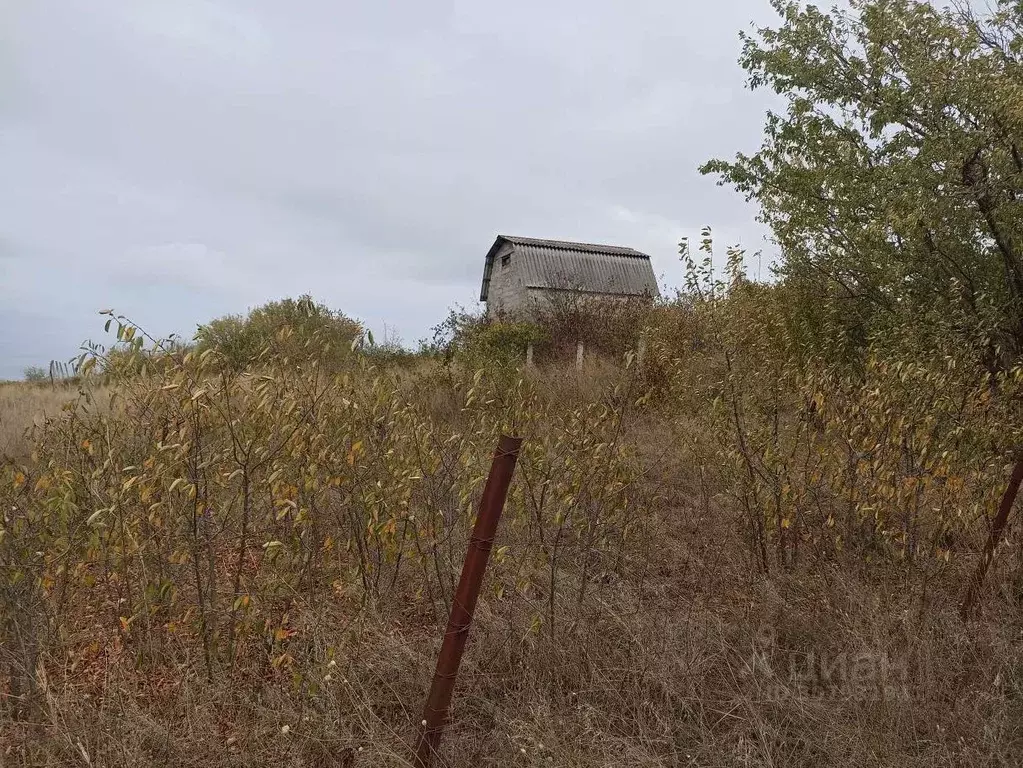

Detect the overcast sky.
xmin=0 ymin=0 xmax=778 ymax=378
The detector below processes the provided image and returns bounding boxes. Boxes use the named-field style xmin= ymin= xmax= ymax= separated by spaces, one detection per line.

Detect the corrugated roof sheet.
xmin=498 ymin=235 xmax=648 ymax=258
xmin=480 ymin=235 xmax=660 ymax=302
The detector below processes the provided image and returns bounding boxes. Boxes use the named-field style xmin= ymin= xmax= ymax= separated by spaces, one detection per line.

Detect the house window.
xmin=501 ymin=253 xmax=511 ymax=268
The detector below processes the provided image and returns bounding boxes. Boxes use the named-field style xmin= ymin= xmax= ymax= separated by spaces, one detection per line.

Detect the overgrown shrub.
xmin=530 ymin=292 xmax=653 ymax=362
xmin=0 ymin=311 xmax=642 ymax=716
xmin=195 ymin=295 xmax=363 ymax=372
xmin=429 ymin=296 xmax=654 ymax=371
xmin=652 ymin=230 xmax=1023 ymax=580
xmin=458 ymin=321 xmax=547 ymax=370
xmin=426 ymin=306 xmax=545 ymax=370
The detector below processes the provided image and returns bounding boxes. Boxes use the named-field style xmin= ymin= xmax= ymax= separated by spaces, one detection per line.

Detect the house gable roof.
xmin=480 ymin=235 xmax=660 ymax=302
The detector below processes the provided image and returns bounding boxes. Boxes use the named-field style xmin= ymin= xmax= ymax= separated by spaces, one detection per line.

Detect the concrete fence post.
xmin=525 ymin=343 xmax=534 ymax=368
xmin=637 ymin=337 xmax=647 ymax=370
xmin=576 ymin=341 xmax=584 ymax=370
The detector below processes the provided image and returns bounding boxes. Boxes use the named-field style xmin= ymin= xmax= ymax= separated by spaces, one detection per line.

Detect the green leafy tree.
xmin=703 ymin=0 xmax=1023 ymax=371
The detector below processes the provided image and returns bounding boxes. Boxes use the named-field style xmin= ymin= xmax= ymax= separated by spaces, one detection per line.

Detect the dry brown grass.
xmin=1 ymin=367 xmax=1022 ymax=767
xmin=0 ymin=381 xmax=114 ymax=460
xmin=5 ymin=455 xmax=1021 ymax=767
xmin=0 ymin=382 xmax=76 ymax=459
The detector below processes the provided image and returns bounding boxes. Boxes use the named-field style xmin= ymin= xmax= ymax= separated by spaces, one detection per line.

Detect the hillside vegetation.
xmin=3 ymin=2 xmax=1023 ymax=765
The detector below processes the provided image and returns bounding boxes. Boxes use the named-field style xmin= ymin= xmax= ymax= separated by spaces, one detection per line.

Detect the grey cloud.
xmin=0 ymin=0 xmax=778 ymax=378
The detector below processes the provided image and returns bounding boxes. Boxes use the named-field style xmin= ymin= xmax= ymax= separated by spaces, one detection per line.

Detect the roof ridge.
xmin=498 ymin=234 xmax=649 ymax=258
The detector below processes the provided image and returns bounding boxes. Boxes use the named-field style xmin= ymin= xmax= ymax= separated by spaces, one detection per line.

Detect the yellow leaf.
xmin=346 ymin=440 xmax=363 ymax=466
xmin=271 ymin=652 xmax=293 ymax=669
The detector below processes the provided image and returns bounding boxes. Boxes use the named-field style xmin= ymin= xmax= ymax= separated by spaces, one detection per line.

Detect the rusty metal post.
xmin=961 ymin=455 xmax=1023 ymax=620
xmin=414 ymin=434 xmax=523 ymax=768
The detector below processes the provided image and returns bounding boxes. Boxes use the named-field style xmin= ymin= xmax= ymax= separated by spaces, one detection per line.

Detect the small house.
xmin=479 ymin=235 xmax=660 ymax=317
